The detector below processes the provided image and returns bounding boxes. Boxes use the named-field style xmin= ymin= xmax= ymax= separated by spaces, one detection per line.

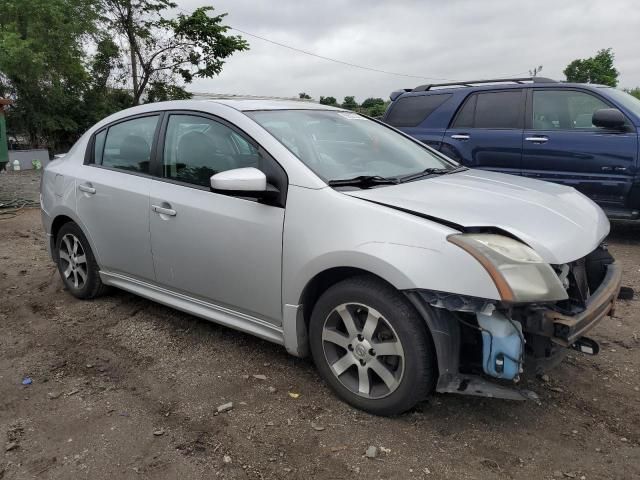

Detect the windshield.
xmin=245 ymin=110 xmax=455 ymax=182
xmin=605 ymin=88 xmax=640 ymax=119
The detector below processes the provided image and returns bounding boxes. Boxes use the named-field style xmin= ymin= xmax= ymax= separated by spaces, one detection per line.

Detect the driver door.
xmin=521 ymin=88 xmax=638 ymax=208
xmin=149 ymin=112 xmax=286 ymax=324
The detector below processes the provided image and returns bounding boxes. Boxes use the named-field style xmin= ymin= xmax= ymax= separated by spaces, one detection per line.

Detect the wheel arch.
xmin=48 ymin=210 xmax=101 ymax=266
xmin=284 ymin=261 xmax=426 ymax=358
xmin=299 ymin=267 xmax=397 ymax=328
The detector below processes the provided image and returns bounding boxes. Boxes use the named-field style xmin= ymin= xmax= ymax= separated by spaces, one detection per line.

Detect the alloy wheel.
xmin=321 ymin=303 xmax=405 ymax=399
xmin=59 ymin=233 xmax=88 ymax=289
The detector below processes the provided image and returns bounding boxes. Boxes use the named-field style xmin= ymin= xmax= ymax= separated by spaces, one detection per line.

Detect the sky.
xmin=177 ymin=0 xmax=640 ymax=102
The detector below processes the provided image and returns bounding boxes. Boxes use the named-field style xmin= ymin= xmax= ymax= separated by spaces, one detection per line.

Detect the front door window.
xmin=163 ymin=114 xmax=262 ymax=187
xmin=532 ymin=90 xmax=610 ymax=130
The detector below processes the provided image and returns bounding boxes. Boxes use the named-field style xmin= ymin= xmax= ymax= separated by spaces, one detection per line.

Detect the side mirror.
xmin=592 ymin=108 xmax=626 ymax=130
xmin=210 ymin=167 xmax=279 ymax=200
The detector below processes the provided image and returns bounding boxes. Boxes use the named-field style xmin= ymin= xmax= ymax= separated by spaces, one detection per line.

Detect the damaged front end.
xmin=405 ymin=245 xmax=622 ymax=401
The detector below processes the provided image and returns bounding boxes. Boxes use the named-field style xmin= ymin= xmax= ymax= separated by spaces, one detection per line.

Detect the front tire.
xmin=309 ymin=276 xmax=436 ymax=416
xmin=55 ymin=222 xmax=106 ymax=299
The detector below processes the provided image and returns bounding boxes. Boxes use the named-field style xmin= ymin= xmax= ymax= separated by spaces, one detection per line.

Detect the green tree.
xmin=365 ymin=103 xmax=388 ymax=117
xmin=341 ymin=96 xmax=358 ymax=110
xmin=319 ymin=96 xmax=337 ymax=105
xmin=564 ymin=48 xmax=619 ymax=86
xmin=101 ymin=1 xmax=249 ymax=104
xmin=80 ymin=37 xmax=134 ymax=127
xmin=298 ymin=92 xmax=311 ymax=99
xmin=360 ymin=97 xmax=385 ymax=109
xmin=0 ymin=0 xmax=100 ymax=150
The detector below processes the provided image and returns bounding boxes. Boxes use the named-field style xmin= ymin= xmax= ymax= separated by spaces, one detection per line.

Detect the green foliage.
xmin=564 ymin=48 xmax=619 ymax=87
xmin=0 ymin=0 xmax=100 ymax=150
xmin=365 ymin=102 xmax=388 ymax=118
xmin=298 ymin=92 xmax=311 ymax=99
xmin=360 ymin=97 xmax=385 ymax=109
xmin=626 ymin=88 xmax=640 ymax=100
xmin=102 ymin=1 xmax=248 ymax=104
xmin=317 ymin=94 xmax=388 ymax=116
xmin=341 ymin=96 xmax=358 ymax=110
xmin=319 ymin=96 xmax=337 ymax=105
xmin=81 ymin=37 xmax=135 ymax=124
xmin=146 ymin=82 xmax=193 ymax=103
xmin=0 ymin=0 xmax=247 ymax=151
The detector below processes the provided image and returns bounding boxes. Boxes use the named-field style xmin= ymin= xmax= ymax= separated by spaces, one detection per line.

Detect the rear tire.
xmin=309 ymin=276 xmax=436 ymax=416
xmin=55 ymin=222 xmax=106 ymax=299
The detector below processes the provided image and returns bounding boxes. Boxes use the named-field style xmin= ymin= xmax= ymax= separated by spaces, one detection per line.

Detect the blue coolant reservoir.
xmin=476 ymin=312 xmax=524 ymax=380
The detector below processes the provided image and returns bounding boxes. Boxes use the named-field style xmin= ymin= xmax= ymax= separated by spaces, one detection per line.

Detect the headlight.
xmin=448 ymin=233 xmax=568 ymax=303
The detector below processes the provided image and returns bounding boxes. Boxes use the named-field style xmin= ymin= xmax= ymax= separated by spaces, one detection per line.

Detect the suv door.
xmin=522 ymin=88 xmax=638 ymax=209
xmin=76 ymin=114 xmax=160 ymax=281
xmin=443 ymin=89 xmax=525 ymax=175
xmin=148 ymin=112 xmax=286 ymax=324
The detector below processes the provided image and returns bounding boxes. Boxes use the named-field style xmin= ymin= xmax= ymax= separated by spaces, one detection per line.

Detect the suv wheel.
xmin=309 ymin=276 xmax=436 ymax=415
xmin=55 ymin=222 xmax=106 ymax=299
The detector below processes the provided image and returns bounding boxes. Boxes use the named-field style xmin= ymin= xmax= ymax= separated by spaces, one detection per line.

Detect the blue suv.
xmin=383 ymin=77 xmax=640 ymax=220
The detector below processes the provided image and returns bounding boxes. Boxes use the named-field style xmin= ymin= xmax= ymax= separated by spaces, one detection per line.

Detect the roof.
xmin=211 ymin=98 xmax=346 ymax=112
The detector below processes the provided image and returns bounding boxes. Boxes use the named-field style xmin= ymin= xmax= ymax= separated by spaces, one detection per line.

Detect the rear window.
xmin=101 ymin=115 xmax=159 ymax=173
xmin=452 ymin=90 xmax=523 ymax=129
xmin=385 ymin=94 xmax=452 ymax=127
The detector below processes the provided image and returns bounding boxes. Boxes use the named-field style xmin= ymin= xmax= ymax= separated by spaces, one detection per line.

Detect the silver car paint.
xmin=76 ymin=167 xmax=155 ymax=280
xmin=41 ymin=99 xmax=610 ymax=357
xmin=149 ymin=179 xmax=284 ymax=322
xmin=347 ymin=169 xmax=610 ymax=264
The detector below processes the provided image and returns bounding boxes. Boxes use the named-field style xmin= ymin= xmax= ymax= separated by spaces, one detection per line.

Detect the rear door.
xmin=443 ymin=89 xmax=525 ymax=175
xmin=76 ymin=114 xmax=160 ymax=281
xmin=521 ymin=88 xmax=638 ymax=209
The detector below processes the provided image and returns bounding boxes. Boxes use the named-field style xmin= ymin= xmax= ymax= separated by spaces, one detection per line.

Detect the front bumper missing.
xmin=542 ymin=263 xmax=622 ymax=347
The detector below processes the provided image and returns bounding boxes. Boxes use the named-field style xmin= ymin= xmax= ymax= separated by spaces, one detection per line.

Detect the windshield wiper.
xmin=327 ymin=175 xmax=399 ymax=188
xmin=399 ymin=165 xmax=468 ymax=183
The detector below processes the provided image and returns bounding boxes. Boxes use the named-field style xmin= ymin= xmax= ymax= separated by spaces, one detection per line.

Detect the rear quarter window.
xmin=385 ymin=94 xmax=452 ymax=127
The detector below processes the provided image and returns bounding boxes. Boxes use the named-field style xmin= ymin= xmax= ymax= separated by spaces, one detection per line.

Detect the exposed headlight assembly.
xmin=448 ymin=233 xmax=568 ymax=303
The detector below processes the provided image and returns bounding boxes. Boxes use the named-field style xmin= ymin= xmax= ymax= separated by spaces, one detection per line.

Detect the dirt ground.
xmin=1 ymin=171 xmax=639 ymax=479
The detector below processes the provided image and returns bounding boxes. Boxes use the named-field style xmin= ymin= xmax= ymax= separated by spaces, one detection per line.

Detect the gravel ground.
xmin=1 ymin=172 xmax=639 ymax=479
xmin=0 ymin=170 xmax=41 ymax=210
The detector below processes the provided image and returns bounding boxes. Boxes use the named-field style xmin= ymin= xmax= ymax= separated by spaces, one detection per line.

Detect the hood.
xmin=345 ymin=169 xmax=609 ymax=264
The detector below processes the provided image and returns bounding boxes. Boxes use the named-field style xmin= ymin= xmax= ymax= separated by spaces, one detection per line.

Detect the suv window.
xmin=386 ymin=94 xmax=452 ymax=127
xmin=163 ymin=114 xmax=262 ymax=187
xmin=453 ymin=90 xmax=523 ymax=129
xmin=101 ymin=115 xmax=159 ymax=173
xmin=532 ymin=90 xmax=611 ymax=130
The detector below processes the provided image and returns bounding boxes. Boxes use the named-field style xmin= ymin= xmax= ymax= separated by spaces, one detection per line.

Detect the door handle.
xmin=525 ymin=136 xmax=549 ymax=143
xmin=152 ymin=204 xmax=177 ymax=217
xmin=451 ymin=134 xmax=470 ymax=140
xmin=78 ymin=184 xmax=96 ymax=194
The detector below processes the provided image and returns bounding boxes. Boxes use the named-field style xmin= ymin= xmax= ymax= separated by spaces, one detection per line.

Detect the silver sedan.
xmin=41 ymin=99 xmax=621 ymax=415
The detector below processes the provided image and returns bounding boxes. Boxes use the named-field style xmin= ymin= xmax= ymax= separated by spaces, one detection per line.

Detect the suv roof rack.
xmin=412 ymin=77 xmax=557 ymax=92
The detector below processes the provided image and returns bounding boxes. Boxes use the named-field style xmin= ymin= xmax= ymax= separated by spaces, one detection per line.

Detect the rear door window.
xmin=101 ymin=116 xmax=159 ymax=173
xmin=386 ymin=94 xmax=452 ymax=127
xmin=452 ymin=90 xmax=524 ymax=129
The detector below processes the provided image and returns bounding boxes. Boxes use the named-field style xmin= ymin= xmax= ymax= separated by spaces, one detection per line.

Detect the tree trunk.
xmin=129 ymin=34 xmax=140 ymax=105
xmin=125 ymin=3 xmax=140 ymax=105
